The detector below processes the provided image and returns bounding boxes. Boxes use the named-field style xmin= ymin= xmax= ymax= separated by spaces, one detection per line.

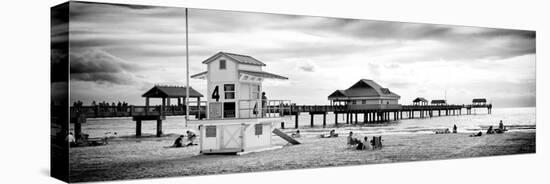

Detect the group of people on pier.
xmin=91 ymin=101 xmax=131 ymax=112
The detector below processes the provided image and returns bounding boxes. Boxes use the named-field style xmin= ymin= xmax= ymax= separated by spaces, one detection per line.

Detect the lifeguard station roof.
xmin=328 ymin=79 xmax=400 ymax=99
xmin=240 ymin=70 xmax=288 ymax=80
xmin=202 ymin=52 xmax=266 ymax=66
xmin=142 ymin=85 xmax=203 ymax=98
xmin=190 ymin=70 xmax=288 ymax=80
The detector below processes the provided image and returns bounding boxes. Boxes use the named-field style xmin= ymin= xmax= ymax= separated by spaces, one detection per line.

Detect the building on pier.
xmin=472 ymin=98 xmax=487 ymax=105
xmin=413 ymin=97 xmax=429 ymax=106
xmin=328 ymin=79 xmax=400 ymax=108
xmin=142 ymin=85 xmax=204 ymax=107
xmin=431 ymin=99 xmax=447 ymax=105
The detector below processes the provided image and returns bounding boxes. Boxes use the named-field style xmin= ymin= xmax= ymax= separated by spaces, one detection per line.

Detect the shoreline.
xmin=69 ymin=130 xmax=535 ymax=182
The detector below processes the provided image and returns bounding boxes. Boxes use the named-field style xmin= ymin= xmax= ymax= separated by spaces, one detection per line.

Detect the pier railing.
xmin=70 ymin=102 xmax=491 ymax=119
xmin=238 ymin=99 xmax=293 ymax=118
xmin=70 ymin=105 xmax=207 ymax=118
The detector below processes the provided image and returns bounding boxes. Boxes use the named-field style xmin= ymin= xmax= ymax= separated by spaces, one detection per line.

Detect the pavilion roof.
xmin=472 ymin=98 xmax=487 ymax=103
xmin=142 ymin=85 xmax=203 ymax=98
xmin=431 ymin=99 xmax=447 ymax=104
xmin=413 ymin=97 xmax=429 ymax=103
xmin=328 ymin=79 xmax=400 ymax=99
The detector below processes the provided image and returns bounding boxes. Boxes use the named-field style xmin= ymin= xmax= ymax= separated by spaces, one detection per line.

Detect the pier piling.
xmin=295 ymin=113 xmax=299 ymax=129
xmin=136 ymin=120 xmax=142 ymax=137
xmin=156 ymin=119 xmax=162 ymax=137
xmin=322 ymin=113 xmax=327 ymax=127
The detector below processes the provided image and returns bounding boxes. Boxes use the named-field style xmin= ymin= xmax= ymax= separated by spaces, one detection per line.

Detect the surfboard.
xmin=272 ymin=128 xmax=301 ymax=145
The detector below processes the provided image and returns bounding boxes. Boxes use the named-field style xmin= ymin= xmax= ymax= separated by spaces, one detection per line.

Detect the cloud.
xmin=65 ymin=1 xmax=535 ymax=107
xmin=298 ymin=61 xmax=318 ymax=72
xmin=70 ymin=49 xmax=142 ymax=85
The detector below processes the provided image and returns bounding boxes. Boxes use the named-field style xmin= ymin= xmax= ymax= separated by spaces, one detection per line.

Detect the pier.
xmin=69 ymin=80 xmax=492 ymax=139
xmin=70 ymin=102 xmax=491 ymax=137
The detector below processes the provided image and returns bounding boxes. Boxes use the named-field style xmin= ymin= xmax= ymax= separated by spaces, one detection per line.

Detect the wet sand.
xmin=69 ymin=130 xmax=535 ymax=182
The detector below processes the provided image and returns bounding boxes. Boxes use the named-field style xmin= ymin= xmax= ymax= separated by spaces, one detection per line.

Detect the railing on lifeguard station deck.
xmin=238 ymin=99 xmax=292 ymax=119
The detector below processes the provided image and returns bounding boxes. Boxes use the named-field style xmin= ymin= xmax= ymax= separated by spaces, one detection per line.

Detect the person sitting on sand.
xmin=356 ymin=136 xmax=371 ymax=150
xmin=379 ymin=136 xmax=383 ymax=149
xmin=370 ymin=136 xmax=383 ymax=149
xmin=370 ymin=136 xmax=377 ymax=149
xmin=487 ymin=126 xmax=495 ymax=134
xmin=469 ymin=131 xmax=483 ymax=137
xmin=291 ymin=130 xmax=301 ymax=138
xmin=173 ymin=135 xmax=184 ymax=147
xmin=321 ymin=129 xmax=338 ymax=138
xmin=453 ymin=124 xmax=458 ymax=133
xmin=185 ymin=131 xmax=197 ymax=146
xmin=495 ymin=120 xmax=507 ymax=134
xmin=347 ymin=131 xmax=360 ymax=146
xmin=329 ymin=129 xmax=337 ymax=137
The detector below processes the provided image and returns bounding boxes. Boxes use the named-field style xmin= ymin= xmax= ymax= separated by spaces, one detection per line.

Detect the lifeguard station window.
xmin=251 ymin=85 xmax=260 ymax=99
xmin=205 ymin=126 xmax=216 ymax=137
xmin=224 ymin=84 xmax=235 ymax=99
xmin=223 ymin=102 xmax=236 ymax=118
xmin=255 ymin=124 xmax=263 ymax=135
xmin=219 ymin=60 xmax=226 ymax=70
xmin=362 ymin=100 xmax=366 ymax=104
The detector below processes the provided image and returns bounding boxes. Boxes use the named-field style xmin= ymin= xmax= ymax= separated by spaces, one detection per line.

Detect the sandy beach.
xmin=68 ymin=130 xmax=535 ymax=182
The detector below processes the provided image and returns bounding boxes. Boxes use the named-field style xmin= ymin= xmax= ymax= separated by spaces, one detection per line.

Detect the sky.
xmin=59 ymin=1 xmax=536 ymax=107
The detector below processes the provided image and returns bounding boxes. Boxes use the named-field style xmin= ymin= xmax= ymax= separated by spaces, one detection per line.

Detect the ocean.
xmin=71 ymin=107 xmax=535 ymax=138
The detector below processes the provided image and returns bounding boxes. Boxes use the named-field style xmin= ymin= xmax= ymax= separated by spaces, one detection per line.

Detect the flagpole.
xmin=185 ymin=8 xmax=190 ymax=127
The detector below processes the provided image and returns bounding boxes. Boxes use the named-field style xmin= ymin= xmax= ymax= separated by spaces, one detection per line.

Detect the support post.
xmin=156 ymin=119 xmax=162 ymax=137
xmin=323 ymin=113 xmax=326 ymax=127
xmin=335 ymin=113 xmax=338 ymax=126
xmin=295 ymin=113 xmax=299 ymax=129
xmin=161 ymin=97 xmax=166 ymax=116
xmin=310 ymin=113 xmax=314 ymax=127
xmin=197 ymin=97 xmax=201 ymax=119
xmin=136 ymin=120 xmax=142 ymax=137
xmin=145 ymin=97 xmax=150 ymax=115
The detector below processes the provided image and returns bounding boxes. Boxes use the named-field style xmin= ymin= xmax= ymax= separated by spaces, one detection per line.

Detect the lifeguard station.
xmin=189 ymin=52 xmax=294 ymax=154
